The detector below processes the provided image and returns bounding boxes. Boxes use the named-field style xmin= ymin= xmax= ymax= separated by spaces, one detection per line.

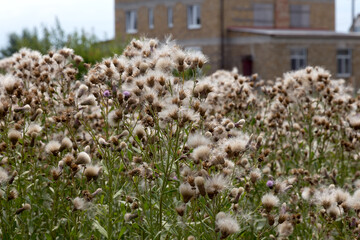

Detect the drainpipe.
xmin=220 ymin=0 xmax=225 ymax=69
xmin=352 ymin=0 xmax=356 ymax=31
xmin=353 ymin=0 xmax=355 ymax=24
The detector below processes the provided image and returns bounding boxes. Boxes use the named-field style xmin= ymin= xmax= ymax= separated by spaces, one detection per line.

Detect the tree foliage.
xmin=0 ymin=18 xmax=124 ymax=75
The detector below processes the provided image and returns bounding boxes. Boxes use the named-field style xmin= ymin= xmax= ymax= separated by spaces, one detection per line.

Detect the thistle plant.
xmin=0 ymin=38 xmax=360 ymax=239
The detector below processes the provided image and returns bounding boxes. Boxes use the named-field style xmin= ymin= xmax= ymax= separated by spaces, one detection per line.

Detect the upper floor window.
xmin=126 ymin=10 xmax=137 ymax=34
xmin=290 ymin=48 xmax=307 ymax=71
xmin=253 ymin=3 xmax=274 ymax=27
xmin=149 ymin=8 xmax=154 ymax=29
xmin=290 ymin=5 xmax=310 ymax=28
xmin=168 ymin=7 xmax=173 ymax=28
xmin=187 ymin=5 xmax=201 ymax=29
xmin=337 ymin=49 xmax=352 ymax=77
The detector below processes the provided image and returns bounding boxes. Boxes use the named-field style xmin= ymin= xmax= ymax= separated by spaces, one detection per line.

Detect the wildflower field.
xmin=0 ymin=38 xmax=360 ymax=239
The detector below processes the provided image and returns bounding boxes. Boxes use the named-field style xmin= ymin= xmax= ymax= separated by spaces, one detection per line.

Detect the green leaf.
xmin=93 ymin=220 xmax=108 ymax=239
xmin=113 ymin=189 xmax=123 ymax=199
xmin=118 ymin=226 xmax=126 ymax=238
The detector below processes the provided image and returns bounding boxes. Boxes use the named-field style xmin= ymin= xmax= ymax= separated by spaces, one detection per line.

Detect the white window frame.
xmin=290 ymin=48 xmax=307 ymax=71
xmin=126 ymin=10 xmax=137 ymax=34
xmin=337 ymin=49 xmax=352 ymax=78
xmin=168 ymin=7 xmax=173 ymax=28
xmin=187 ymin=5 xmax=201 ymax=29
xmin=149 ymin=8 xmax=154 ymax=29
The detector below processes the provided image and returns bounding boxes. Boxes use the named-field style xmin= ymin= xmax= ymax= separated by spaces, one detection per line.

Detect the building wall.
xmin=225 ymin=33 xmax=360 ymax=88
xmin=222 ymin=0 xmax=334 ymax=30
xmin=290 ymin=0 xmax=335 ymax=30
xmin=115 ymin=0 xmax=221 ymax=41
xmin=115 ymin=0 xmax=336 ymax=73
xmin=115 ymin=0 xmax=222 ymax=71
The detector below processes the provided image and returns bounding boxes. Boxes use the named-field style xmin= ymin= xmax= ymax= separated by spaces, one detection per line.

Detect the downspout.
xmin=220 ymin=0 xmax=225 ymax=69
xmin=351 ymin=0 xmax=355 ymax=31
xmin=353 ymin=0 xmax=355 ymax=26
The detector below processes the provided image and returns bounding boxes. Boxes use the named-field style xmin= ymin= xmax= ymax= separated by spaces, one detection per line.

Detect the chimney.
xmin=275 ymin=0 xmax=290 ymax=28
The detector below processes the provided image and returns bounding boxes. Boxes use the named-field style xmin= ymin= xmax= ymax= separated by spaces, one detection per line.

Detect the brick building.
xmin=115 ymin=0 xmax=360 ymax=88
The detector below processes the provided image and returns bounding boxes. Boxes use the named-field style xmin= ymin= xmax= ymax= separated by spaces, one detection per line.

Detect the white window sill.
xmin=126 ymin=29 xmax=138 ymax=34
xmin=188 ymin=25 xmax=201 ymax=30
xmin=337 ymin=73 xmax=351 ymax=78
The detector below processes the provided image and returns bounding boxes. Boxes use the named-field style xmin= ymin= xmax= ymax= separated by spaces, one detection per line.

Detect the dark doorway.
xmin=242 ymin=55 xmax=253 ymax=76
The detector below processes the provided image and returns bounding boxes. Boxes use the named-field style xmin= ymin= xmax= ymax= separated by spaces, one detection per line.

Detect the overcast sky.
xmin=0 ymin=0 xmax=358 ymax=50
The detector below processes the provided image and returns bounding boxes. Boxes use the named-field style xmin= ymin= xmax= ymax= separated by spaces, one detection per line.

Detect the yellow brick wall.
xmin=115 ymin=0 xmax=336 ymax=75
xmin=115 ymin=0 xmax=335 ymax=39
xmin=115 ymin=0 xmax=221 ymax=41
xmin=225 ymin=35 xmax=360 ymax=88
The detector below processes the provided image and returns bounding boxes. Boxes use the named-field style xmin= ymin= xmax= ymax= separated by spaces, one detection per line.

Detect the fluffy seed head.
xmin=60 ymin=137 xmax=73 ymax=151
xmin=175 ymin=204 xmax=186 ymax=216
xmin=63 ymin=154 xmax=74 ymax=166
xmin=120 ymin=141 xmax=127 ymax=150
xmin=179 ymin=182 xmax=196 ymax=203
xmin=8 ymin=129 xmax=21 ymax=145
xmin=108 ymin=110 xmax=122 ymax=126
xmin=76 ymin=152 xmax=91 ymax=165
xmin=333 ymin=188 xmax=350 ymax=204
xmin=205 ymin=174 xmax=228 ymax=198
xmin=15 ymin=203 xmax=32 ymax=214
xmin=327 ymin=204 xmax=341 ymax=220
xmin=0 ymin=167 xmax=10 ymax=185
xmin=77 ymin=84 xmax=88 ymax=98
xmin=45 ymin=140 xmax=61 ymax=155
xmin=134 ymin=125 xmax=146 ymax=140
xmin=23 ymin=203 xmax=31 ymax=210
xmin=250 ymin=168 xmax=262 ymax=183
xmin=26 ymin=124 xmax=42 ymax=137
xmin=278 ymin=221 xmax=294 ymax=237
xmin=84 ymin=165 xmax=102 ymax=181
xmin=124 ymin=213 xmax=138 ymax=222
xmin=8 ymin=188 xmax=18 ymax=200
xmin=79 ymin=95 xmax=97 ymax=106
xmin=262 ymin=193 xmax=279 ymax=212
xmin=348 ymin=114 xmax=360 ymax=130
xmin=72 ymin=197 xmax=87 ymax=210
xmin=216 ymin=212 xmax=239 ymax=238
xmin=187 ymin=133 xmax=211 ymax=148
xmin=51 ymin=167 xmax=62 ymax=180
xmin=191 ymin=145 xmax=211 ymax=163
xmin=194 ymin=176 xmax=205 ymax=186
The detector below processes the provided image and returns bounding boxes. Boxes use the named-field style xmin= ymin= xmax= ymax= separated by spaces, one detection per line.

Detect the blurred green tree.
xmin=0 ymin=18 xmax=124 ymax=76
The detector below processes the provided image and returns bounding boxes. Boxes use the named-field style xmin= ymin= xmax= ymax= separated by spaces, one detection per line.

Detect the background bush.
xmin=0 ymin=18 xmax=125 ymax=76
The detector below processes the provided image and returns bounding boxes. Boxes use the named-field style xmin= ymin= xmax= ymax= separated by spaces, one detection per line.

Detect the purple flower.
xmin=123 ymin=90 xmax=131 ymax=98
xmin=266 ymin=180 xmax=274 ymax=188
xmin=103 ymin=90 xmax=111 ymax=97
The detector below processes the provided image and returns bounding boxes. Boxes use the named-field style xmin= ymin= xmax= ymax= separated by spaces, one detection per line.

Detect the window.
xmin=337 ymin=49 xmax=352 ymax=77
xmin=187 ymin=5 xmax=201 ymax=29
xmin=126 ymin=10 xmax=137 ymax=33
xmin=290 ymin=48 xmax=307 ymax=71
xmin=290 ymin=5 xmax=310 ymax=28
xmin=168 ymin=7 xmax=173 ymax=28
xmin=253 ymin=3 xmax=274 ymax=27
xmin=149 ymin=8 xmax=154 ymax=29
